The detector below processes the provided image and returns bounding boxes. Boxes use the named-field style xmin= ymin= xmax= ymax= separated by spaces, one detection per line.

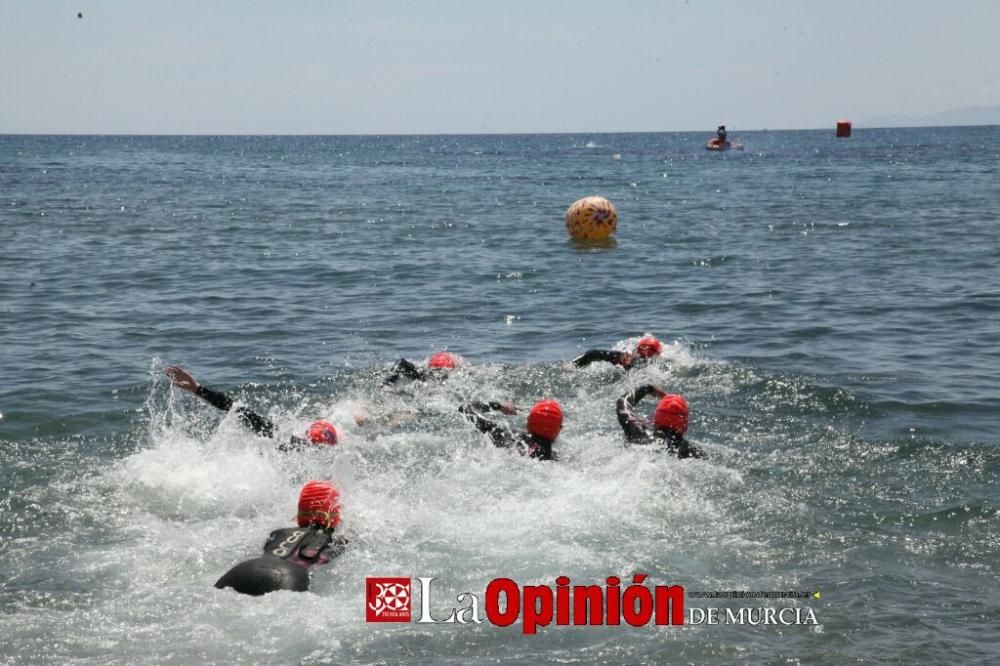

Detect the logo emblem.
xmin=366 ymin=577 xmax=412 ymax=622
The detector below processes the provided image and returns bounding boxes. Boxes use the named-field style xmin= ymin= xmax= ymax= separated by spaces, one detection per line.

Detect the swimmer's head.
xmin=635 ymin=336 xmax=663 ymax=358
xmin=306 ymin=420 xmax=338 ymax=446
xmin=297 ymin=480 xmax=341 ymax=529
xmin=653 ymin=394 xmax=689 ymax=435
xmin=427 ymin=352 xmax=458 ymax=371
xmin=527 ymin=399 xmax=563 ymax=441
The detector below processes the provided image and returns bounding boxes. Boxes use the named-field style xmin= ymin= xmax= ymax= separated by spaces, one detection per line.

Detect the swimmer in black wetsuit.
xmin=459 ymin=399 xmax=563 ymax=461
xmin=165 ymin=366 xmax=339 ymax=450
xmin=215 ymin=480 xmax=349 ymax=595
xmin=616 ymin=384 xmax=703 ymax=459
xmin=383 ymin=352 xmax=461 ymax=388
xmin=572 ymin=336 xmax=665 ymax=371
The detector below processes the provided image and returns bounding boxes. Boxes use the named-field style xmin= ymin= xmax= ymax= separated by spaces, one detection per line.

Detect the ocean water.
xmin=1 ymin=127 xmax=998 ymax=664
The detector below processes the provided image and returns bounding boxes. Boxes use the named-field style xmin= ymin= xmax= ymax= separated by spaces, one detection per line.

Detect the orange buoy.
xmin=836 ymin=120 xmax=852 ymax=138
xmin=565 ymin=196 xmax=618 ymax=240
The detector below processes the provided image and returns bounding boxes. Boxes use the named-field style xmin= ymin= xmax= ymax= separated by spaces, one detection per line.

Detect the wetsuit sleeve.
xmin=459 ymin=403 xmax=516 ymax=448
xmin=676 ymin=437 xmax=705 ymax=460
xmin=464 ymin=401 xmax=507 ymax=413
xmin=616 ymin=385 xmax=657 ymax=444
xmin=572 ymin=350 xmax=632 ymax=368
xmin=194 ymin=384 xmax=233 ymax=412
xmin=195 ymin=385 xmax=276 ymax=438
xmin=383 ymin=358 xmax=427 ymax=386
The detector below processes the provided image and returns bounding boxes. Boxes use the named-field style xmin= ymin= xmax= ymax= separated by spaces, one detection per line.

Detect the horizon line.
xmin=3 ymin=123 xmax=999 ymax=138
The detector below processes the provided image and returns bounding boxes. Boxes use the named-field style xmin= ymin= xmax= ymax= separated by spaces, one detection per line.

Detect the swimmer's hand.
xmin=165 ymin=366 xmax=200 ymax=393
xmin=497 ymin=402 xmax=518 ymax=415
xmin=648 ymin=385 xmax=667 ymax=398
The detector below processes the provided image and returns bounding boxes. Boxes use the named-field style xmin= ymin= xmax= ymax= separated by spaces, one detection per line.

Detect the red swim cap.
xmin=635 ymin=336 xmax=663 ymax=358
xmin=297 ymin=480 xmax=341 ymax=529
xmin=653 ymin=394 xmax=689 ymax=434
xmin=427 ymin=352 xmax=458 ymax=370
xmin=526 ymin=399 xmax=563 ymax=440
xmin=306 ymin=420 xmax=338 ymax=446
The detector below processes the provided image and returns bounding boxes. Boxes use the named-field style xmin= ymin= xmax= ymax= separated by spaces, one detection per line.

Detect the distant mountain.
xmin=862 ymin=105 xmax=1000 ymax=128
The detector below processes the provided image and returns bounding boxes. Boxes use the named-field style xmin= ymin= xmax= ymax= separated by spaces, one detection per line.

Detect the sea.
xmin=1 ymin=127 xmax=998 ymax=665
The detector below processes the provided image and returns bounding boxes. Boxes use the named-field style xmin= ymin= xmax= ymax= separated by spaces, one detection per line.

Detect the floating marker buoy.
xmin=565 ymin=196 xmax=617 ymax=240
xmin=836 ymin=120 xmax=852 ymax=138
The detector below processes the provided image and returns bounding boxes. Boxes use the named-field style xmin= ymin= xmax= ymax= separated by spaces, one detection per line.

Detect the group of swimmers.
xmin=165 ymin=334 xmax=702 ymax=595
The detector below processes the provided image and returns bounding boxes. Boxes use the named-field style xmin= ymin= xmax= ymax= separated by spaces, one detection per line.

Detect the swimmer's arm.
xmin=459 ymin=402 xmax=500 ymax=432
xmin=193 ymin=384 xmax=233 ymax=411
xmin=617 ymin=384 xmax=663 ymax=412
xmin=197 ymin=386 xmax=275 ymax=438
xmin=167 ymin=366 xmax=235 ymax=413
xmin=459 ymin=403 xmax=515 ymax=448
xmin=616 ymin=384 xmax=664 ymax=443
xmin=165 ymin=366 xmax=200 ymax=392
xmin=465 ymin=400 xmax=518 ymax=415
xmin=572 ymin=349 xmax=631 ymax=368
xmin=676 ymin=438 xmax=705 ymax=460
xmin=383 ymin=358 xmax=425 ymax=386
xmin=165 ymin=366 xmax=276 ymax=438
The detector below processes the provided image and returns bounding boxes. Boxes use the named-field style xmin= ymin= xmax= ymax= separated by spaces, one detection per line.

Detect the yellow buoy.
xmin=565 ymin=196 xmax=618 ymax=240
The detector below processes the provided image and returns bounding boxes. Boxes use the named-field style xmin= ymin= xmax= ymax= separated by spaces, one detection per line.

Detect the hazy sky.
xmin=2 ymin=0 xmax=998 ymax=134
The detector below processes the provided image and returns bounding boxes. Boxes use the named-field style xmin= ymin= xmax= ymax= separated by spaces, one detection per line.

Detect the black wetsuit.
xmin=616 ymin=384 xmax=703 ymax=459
xmin=382 ymin=358 xmax=452 ymax=387
xmin=215 ymin=525 xmax=349 ymax=596
xmin=573 ymin=349 xmax=649 ymax=371
xmin=459 ymin=401 xmax=557 ymax=461
xmin=194 ymin=385 xmax=309 ymax=450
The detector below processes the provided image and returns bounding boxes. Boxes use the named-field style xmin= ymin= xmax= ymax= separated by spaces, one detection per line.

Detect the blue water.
xmin=1 ymin=127 xmax=999 ymax=664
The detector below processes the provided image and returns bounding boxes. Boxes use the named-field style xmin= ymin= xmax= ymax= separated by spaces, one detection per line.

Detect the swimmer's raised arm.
xmin=165 ymin=366 xmax=200 ymax=392
xmin=166 ymin=365 xmax=274 ymax=437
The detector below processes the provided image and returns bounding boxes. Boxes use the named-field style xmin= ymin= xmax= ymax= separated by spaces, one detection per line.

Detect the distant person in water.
xmin=459 ymin=399 xmax=563 ymax=461
xmin=215 ymin=480 xmax=349 ymax=596
xmin=616 ymin=384 xmax=703 ymax=459
xmin=717 ymin=125 xmax=728 ymax=143
xmin=383 ymin=352 xmax=462 ymax=388
xmin=165 ymin=366 xmax=339 ymax=451
xmin=572 ymin=336 xmax=665 ymax=371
